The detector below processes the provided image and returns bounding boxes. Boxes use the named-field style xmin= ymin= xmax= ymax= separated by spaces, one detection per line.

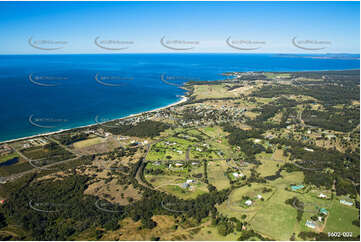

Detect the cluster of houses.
xmin=0 ymin=144 xmax=12 ymax=156
xmin=21 ymin=137 xmax=48 ymax=149
xmin=305 ymin=207 xmax=329 ymax=229
xmin=160 ymin=141 xmax=185 ymax=155
xmin=167 ymin=104 xmax=247 ymax=127
xmin=86 ymin=128 xmax=112 ymax=138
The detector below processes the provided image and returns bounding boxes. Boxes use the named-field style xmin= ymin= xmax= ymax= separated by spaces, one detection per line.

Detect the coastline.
xmin=0 ymin=95 xmax=188 ymax=145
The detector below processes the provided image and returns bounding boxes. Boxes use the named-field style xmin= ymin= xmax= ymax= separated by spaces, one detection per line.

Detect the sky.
xmin=0 ymin=1 xmax=359 ymax=54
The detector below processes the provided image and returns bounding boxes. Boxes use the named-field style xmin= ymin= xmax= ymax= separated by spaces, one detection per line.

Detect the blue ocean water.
xmin=0 ymin=54 xmax=359 ymax=142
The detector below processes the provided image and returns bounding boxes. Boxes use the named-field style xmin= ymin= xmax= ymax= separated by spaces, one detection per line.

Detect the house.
xmin=304 ymin=148 xmax=314 ymax=152
xmin=192 ymin=162 xmax=199 ymax=166
xmin=180 ymin=183 xmax=190 ymax=189
xmin=175 ymin=163 xmax=183 ymax=167
xmin=245 ymin=200 xmax=252 ymax=206
xmin=257 ymin=194 xmax=263 ymax=200
xmin=305 ymin=220 xmax=316 ymax=229
xmin=186 ymin=179 xmax=194 ymax=184
xmin=319 ymin=208 xmax=328 ymax=215
xmin=318 ymin=193 xmax=327 ymax=199
xmin=232 ymin=172 xmax=244 ymax=178
xmin=340 ymin=200 xmax=353 ymax=206
xmin=0 ymin=200 xmax=5 ymax=205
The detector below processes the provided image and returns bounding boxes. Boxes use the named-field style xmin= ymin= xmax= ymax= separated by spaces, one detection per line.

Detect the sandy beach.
xmin=0 ymin=96 xmax=188 ymax=145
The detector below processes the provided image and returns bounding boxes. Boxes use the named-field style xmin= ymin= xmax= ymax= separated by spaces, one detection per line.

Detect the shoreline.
xmin=0 ymin=95 xmax=188 ymax=145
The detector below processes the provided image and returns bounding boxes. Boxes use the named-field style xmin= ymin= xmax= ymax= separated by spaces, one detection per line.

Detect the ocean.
xmin=0 ymin=53 xmax=359 ymax=142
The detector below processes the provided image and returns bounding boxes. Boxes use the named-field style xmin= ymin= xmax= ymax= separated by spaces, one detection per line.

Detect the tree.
xmin=0 ymin=213 xmax=7 ymax=229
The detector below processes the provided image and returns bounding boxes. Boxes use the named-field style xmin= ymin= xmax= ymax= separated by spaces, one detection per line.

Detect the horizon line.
xmin=0 ymin=52 xmax=360 ymax=55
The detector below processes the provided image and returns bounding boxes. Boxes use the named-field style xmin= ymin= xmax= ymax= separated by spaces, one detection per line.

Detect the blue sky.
xmin=0 ymin=1 xmax=359 ymax=54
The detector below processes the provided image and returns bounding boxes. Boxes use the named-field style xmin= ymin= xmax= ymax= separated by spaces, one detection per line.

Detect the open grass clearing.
xmin=207 ymin=160 xmax=230 ymax=190
xmin=72 ymin=137 xmax=105 ymax=149
xmin=192 ymin=84 xmax=235 ymax=100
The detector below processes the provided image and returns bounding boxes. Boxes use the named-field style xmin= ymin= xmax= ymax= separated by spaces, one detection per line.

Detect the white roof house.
xmin=175 ymin=163 xmax=183 ymax=167
xmin=319 ymin=193 xmax=327 ymax=198
xmin=245 ymin=200 xmax=252 ymax=206
xmin=304 ymin=148 xmax=314 ymax=152
xmin=340 ymin=200 xmax=353 ymax=206
xmin=186 ymin=179 xmax=194 ymax=184
xmin=257 ymin=194 xmax=263 ymax=199
xmin=233 ymin=172 xmax=244 ymax=178
xmin=305 ymin=220 xmax=316 ymax=229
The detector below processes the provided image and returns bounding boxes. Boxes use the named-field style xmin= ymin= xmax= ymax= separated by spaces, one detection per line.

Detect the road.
xmin=3 ymin=155 xmax=83 ymax=183
xmin=3 ymin=139 xmax=82 ymax=183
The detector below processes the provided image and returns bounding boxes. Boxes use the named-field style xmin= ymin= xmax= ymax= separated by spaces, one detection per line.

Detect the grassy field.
xmin=191 ymin=220 xmax=244 ymax=241
xmin=189 ymin=146 xmax=219 ymax=160
xmin=147 ymin=137 xmax=191 ymax=161
xmin=242 ymin=169 xmax=359 ymax=240
xmin=72 ymin=137 xmax=105 ymax=149
xmin=0 ymin=153 xmax=19 ymax=164
xmin=145 ymin=161 xmax=209 ymax=200
xmin=207 ymin=160 xmax=230 ymax=190
xmin=257 ymin=157 xmax=282 ymax=177
xmin=192 ymin=85 xmax=235 ymax=100
xmin=0 ymin=151 xmax=33 ymax=176
xmin=162 ymin=183 xmax=208 ymax=200
xmin=324 ymin=198 xmax=359 ymax=236
xmin=247 ymin=171 xmax=305 ymax=240
xmin=21 ymin=143 xmax=74 ymax=161
xmin=217 ymin=183 xmax=276 ymax=222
